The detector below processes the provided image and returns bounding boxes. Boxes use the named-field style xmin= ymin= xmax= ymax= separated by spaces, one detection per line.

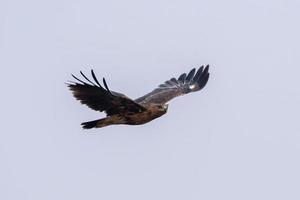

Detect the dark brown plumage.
xmin=68 ymin=65 xmax=210 ymax=129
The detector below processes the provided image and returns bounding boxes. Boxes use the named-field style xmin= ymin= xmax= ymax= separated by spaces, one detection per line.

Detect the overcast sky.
xmin=1 ymin=0 xmax=300 ymax=199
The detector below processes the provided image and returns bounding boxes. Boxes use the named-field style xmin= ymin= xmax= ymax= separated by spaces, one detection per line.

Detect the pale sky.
xmin=1 ymin=0 xmax=300 ymax=199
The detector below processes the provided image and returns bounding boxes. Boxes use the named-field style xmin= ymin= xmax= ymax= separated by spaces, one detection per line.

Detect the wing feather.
xmin=186 ymin=68 xmax=196 ymax=82
xmin=178 ymin=73 xmax=187 ymax=83
xmin=170 ymin=78 xmax=179 ymax=85
xmin=80 ymin=71 xmax=97 ymax=86
xmin=68 ymin=70 xmax=146 ymax=116
xmin=102 ymin=77 xmax=111 ymax=93
xmin=193 ymin=66 xmax=204 ymax=81
xmin=91 ymin=69 xmax=102 ymax=87
xmin=135 ymin=65 xmax=210 ymax=105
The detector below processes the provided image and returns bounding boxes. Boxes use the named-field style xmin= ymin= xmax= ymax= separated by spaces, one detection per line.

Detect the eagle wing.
xmin=68 ymin=70 xmax=146 ymax=116
xmin=135 ymin=65 xmax=209 ymax=105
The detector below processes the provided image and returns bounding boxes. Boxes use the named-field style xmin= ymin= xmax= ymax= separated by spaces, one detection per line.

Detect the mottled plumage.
xmin=68 ymin=65 xmax=210 ymax=129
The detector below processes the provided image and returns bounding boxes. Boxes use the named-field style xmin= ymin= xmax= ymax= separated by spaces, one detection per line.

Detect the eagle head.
xmin=157 ymin=104 xmax=168 ymax=113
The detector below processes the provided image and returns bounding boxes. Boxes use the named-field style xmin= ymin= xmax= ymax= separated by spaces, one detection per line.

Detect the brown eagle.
xmin=68 ymin=65 xmax=209 ymax=129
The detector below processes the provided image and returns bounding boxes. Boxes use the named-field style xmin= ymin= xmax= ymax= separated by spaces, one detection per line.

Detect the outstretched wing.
xmin=68 ymin=70 xmax=146 ymax=116
xmin=135 ymin=65 xmax=209 ymax=105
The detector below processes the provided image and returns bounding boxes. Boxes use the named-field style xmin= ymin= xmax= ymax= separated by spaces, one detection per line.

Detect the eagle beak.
xmin=164 ymin=104 xmax=169 ymax=110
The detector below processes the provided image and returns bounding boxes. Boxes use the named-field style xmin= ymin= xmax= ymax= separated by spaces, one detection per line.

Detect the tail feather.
xmin=81 ymin=118 xmax=108 ymax=129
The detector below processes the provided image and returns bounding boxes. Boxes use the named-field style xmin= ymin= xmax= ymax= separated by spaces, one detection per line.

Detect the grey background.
xmin=1 ymin=0 xmax=299 ymax=199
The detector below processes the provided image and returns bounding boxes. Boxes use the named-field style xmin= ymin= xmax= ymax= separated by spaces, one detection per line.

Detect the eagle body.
xmin=82 ymin=104 xmax=168 ymax=128
xmin=68 ymin=66 xmax=209 ymax=129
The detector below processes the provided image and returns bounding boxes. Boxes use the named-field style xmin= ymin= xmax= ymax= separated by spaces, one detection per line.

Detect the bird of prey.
xmin=68 ymin=65 xmax=210 ymax=129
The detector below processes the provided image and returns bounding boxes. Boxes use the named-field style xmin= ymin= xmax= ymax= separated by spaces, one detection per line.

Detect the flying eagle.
xmin=68 ymin=65 xmax=210 ymax=129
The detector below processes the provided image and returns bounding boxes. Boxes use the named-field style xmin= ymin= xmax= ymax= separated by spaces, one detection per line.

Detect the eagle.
xmin=68 ymin=65 xmax=210 ymax=129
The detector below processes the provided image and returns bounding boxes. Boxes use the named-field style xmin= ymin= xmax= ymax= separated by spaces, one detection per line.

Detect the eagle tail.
xmin=81 ymin=118 xmax=109 ymax=129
